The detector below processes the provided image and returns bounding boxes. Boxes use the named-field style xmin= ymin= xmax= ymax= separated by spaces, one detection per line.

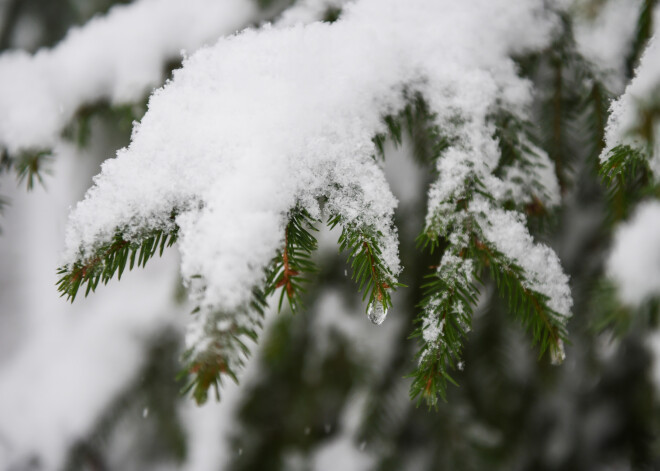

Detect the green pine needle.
xmin=57 ymin=226 xmax=179 ymax=302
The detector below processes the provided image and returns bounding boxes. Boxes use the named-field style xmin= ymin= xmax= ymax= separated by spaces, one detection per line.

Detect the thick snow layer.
xmin=607 ymin=200 xmax=660 ymax=306
xmin=63 ymin=0 xmax=564 ymax=353
xmin=0 ymin=0 xmax=257 ymax=154
xmin=602 ymin=7 xmax=660 ymax=172
xmin=472 ymin=198 xmax=573 ymax=318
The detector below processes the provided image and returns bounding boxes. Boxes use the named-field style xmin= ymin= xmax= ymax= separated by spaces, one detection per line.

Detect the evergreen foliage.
xmin=179 ymin=207 xmax=320 ymax=404
xmin=6 ymin=1 xmax=660 ymax=469
xmin=329 ymin=213 xmax=401 ymax=324
xmin=600 ymin=144 xmax=657 ymax=221
xmin=57 ymin=222 xmax=179 ymax=301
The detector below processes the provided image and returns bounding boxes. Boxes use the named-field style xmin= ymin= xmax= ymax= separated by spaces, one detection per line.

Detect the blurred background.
xmin=0 ymin=1 xmax=659 ymax=470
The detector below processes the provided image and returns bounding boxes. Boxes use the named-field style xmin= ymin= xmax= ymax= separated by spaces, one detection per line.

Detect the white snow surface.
xmin=63 ymin=0 xmax=563 ymax=352
xmin=471 ymin=197 xmax=573 ymax=318
xmin=602 ymin=7 xmax=660 ymax=173
xmin=0 ymin=0 xmax=257 ymax=153
xmin=607 ymin=200 xmax=660 ymax=306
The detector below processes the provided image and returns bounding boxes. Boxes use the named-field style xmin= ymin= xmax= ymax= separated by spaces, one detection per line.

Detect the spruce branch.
xmin=600 ymin=144 xmax=658 ymax=221
xmin=58 ymin=204 xmax=322 ymax=406
xmin=180 ymin=286 xmax=268 ymax=405
xmin=181 ymin=207 xmax=319 ymax=404
xmin=265 ymin=207 xmax=319 ymax=313
xmin=328 ymin=214 xmax=402 ymax=324
xmin=410 ymin=248 xmax=478 ymax=408
xmin=474 ymin=237 xmax=567 ymax=362
xmin=57 ymin=224 xmax=179 ymax=302
xmin=373 ymin=91 xmax=454 ymax=165
xmin=411 ymin=211 xmax=568 ymax=407
xmin=491 ymin=109 xmax=558 ymax=218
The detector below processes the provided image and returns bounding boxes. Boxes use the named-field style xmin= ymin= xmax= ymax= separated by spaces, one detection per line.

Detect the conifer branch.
xmin=412 ymin=211 xmax=568 ymax=407
xmin=371 ymin=91 xmax=455 ymax=164
xmin=180 ymin=286 xmax=268 ymax=405
xmin=492 ymin=110 xmax=557 ymax=215
xmin=57 ymin=224 xmax=179 ymax=302
xmin=328 ymin=214 xmax=401 ymax=324
xmin=475 ymin=237 xmax=567 ymax=362
xmin=600 ymin=144 xmax=658 ymax=221
xmin=265 ymin=207 xmax=319 ymax=313
xmin=181 ymin=207 xmax=319 ymax=404
xmin=410 ymin=247 xmax=478 ymax=408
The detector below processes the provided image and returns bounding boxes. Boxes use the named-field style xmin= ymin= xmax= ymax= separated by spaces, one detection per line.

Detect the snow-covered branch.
xmin=59 ymin=0 xmax=573 ymax=404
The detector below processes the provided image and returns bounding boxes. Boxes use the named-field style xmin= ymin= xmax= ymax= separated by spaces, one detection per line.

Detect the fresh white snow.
xmin=0 ymin=0 xmax=257 ymax=153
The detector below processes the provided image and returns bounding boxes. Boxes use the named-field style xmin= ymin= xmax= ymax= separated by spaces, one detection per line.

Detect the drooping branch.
xmin=57 ymin=224 xmax=179 ymax=302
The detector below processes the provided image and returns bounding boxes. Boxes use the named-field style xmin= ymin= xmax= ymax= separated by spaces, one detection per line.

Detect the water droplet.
xmin=142 ymin=407 xmax=149 ymax=418
xmin=344 ymin=269 xmax=348 ymax=277
xmin=367 ymin=301 xmax=387 ymax=325
xmin=550 ymin=339 xmax=565 ymax=365
xmin=304 ymin=427 xmax=311 ymax=435
xmin=238 ymin=448 xmax=243 ymax=456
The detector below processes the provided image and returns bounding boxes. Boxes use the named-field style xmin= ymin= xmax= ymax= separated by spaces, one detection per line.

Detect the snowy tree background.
xmin=1 ymin=0 xmax=660 ymax=470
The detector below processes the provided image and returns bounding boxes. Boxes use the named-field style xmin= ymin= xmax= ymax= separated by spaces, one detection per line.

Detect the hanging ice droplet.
xmin=550 ymin=339 xmax=566 ymax=365
xmin=367 ymin=301 xmax=387 ymax=325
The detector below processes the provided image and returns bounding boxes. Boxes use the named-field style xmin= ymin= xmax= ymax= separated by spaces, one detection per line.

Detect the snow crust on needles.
xmin=602 ymin=8 xmax=660 ymax=172
xmin=64 ymin=0 xmax=565 ymax=327
xmin=0 ymin=0 xmax=256 ymax=153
